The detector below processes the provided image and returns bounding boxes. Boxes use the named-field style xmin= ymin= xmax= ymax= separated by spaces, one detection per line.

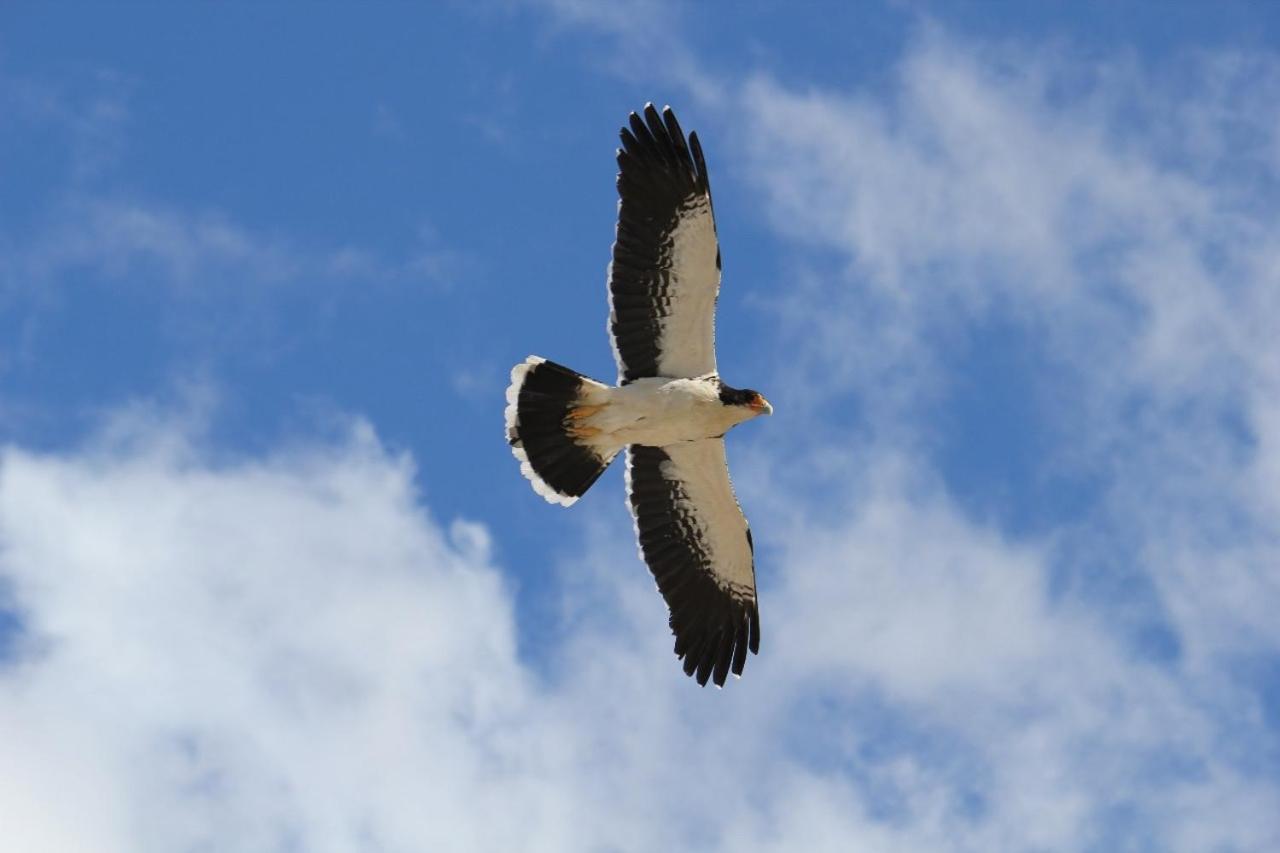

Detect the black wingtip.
xmin=695 ymin=642 xmax=717 ymax=686
xmin=711 ymin=630 xmax=733 ymax=687
xmin=643 ymin=104 xmax=665 ymax=137
xmin=682 ymin=639 xmax=702 ymax=677
xmin=731 ymin=617 xmax=749 ymax=675
xmin=628 ymin=111 xmax=657 ymax=151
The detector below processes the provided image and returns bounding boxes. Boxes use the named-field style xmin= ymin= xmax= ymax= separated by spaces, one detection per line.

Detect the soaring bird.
xmin=505 ymin=104 xmax=771 ymax=687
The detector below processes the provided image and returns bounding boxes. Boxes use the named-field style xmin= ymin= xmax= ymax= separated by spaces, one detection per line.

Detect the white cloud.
xmin=3 ymin=400 xmax=1277 ymax=851
xmin=728 ymin=29 xmax=1280 ymax=669
xmin=0 ymin=412 xmax=536 ymax=851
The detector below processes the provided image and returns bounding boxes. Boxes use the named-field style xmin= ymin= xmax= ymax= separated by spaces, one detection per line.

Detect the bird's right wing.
xmin=608 ymin=104 xmax=721 ymax=385
xmin=625 ymin=439 xmax=760 ymax=687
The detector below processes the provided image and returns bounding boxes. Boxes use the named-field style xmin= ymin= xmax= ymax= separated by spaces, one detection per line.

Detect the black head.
xmin=718 ymin=383 xmax=773 ymax=414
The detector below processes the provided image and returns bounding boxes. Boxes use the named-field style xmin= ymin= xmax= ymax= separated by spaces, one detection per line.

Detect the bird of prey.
xmin=505 ymin=104 xmax=771 ymax=687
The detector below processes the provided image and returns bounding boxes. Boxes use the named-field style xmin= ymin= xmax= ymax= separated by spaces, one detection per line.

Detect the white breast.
xmin=584 ymin=377 xmax=751 ymax=450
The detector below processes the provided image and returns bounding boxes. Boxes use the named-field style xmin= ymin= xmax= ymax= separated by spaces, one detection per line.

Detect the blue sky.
xmin=3 ymin=2 xmax=1280 ymax=850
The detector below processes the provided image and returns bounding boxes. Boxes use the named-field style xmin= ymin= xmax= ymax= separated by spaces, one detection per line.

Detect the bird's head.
xmin=719 ymin=384 xmax=773 ymax=417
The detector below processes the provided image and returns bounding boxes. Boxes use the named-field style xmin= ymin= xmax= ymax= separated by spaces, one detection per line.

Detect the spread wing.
xmin=625 ymin=440 xmax=760 ymax=687
xmin=608 ymin=104 xmax=720 ymax=385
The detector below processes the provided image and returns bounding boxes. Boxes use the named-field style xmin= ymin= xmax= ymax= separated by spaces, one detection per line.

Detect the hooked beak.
xmin=750 ymin=395 xmax=773 ymax=416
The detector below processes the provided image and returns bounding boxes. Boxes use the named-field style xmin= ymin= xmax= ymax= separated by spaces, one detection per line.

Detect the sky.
xmin=2 ymin=1 xmax=1279 ymax=850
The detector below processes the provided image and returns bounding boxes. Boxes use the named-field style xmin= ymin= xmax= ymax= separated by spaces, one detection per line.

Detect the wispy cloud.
xmin=0 ymin=67 xmax=133 ymax=180
xmin=6 ymin=197 xmax=466 ymax=295
xmin=522 ymin=0 xmax=725 ymax=103
xmin=1 ymin=69 xmax=471 ymax=302
xmin=17 ymin=198 xmax=302 ymax=287
xmin=525 ymin=6 xmax=1280 ymax=847
xmin=731 ymin=29 xmax=1280 ymax=662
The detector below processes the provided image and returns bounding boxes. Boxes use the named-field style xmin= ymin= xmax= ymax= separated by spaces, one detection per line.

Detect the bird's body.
xmin=505 ymin=104 xmax=770 ymax=687
xmin=568 ymin=374 xmax=769 ymax=450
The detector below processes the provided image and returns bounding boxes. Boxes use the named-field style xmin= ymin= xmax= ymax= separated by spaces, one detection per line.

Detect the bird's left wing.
xmin=608 ymin=104 xmax=720 ymax=384
xmin=626 ymin=439 xmax=760 ymax=687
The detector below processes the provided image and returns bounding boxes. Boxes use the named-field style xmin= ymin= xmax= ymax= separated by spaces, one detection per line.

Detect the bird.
xmin=504 ymin=104 xmax=771 ymax=687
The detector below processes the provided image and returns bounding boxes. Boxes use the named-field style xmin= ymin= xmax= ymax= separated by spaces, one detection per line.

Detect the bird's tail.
xmin=505 ymin=356 xmax=619 ymax=506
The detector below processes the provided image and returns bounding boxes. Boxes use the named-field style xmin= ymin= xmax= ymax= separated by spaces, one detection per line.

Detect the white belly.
xmin=579 ymin=376 xmax=749 ymax=450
